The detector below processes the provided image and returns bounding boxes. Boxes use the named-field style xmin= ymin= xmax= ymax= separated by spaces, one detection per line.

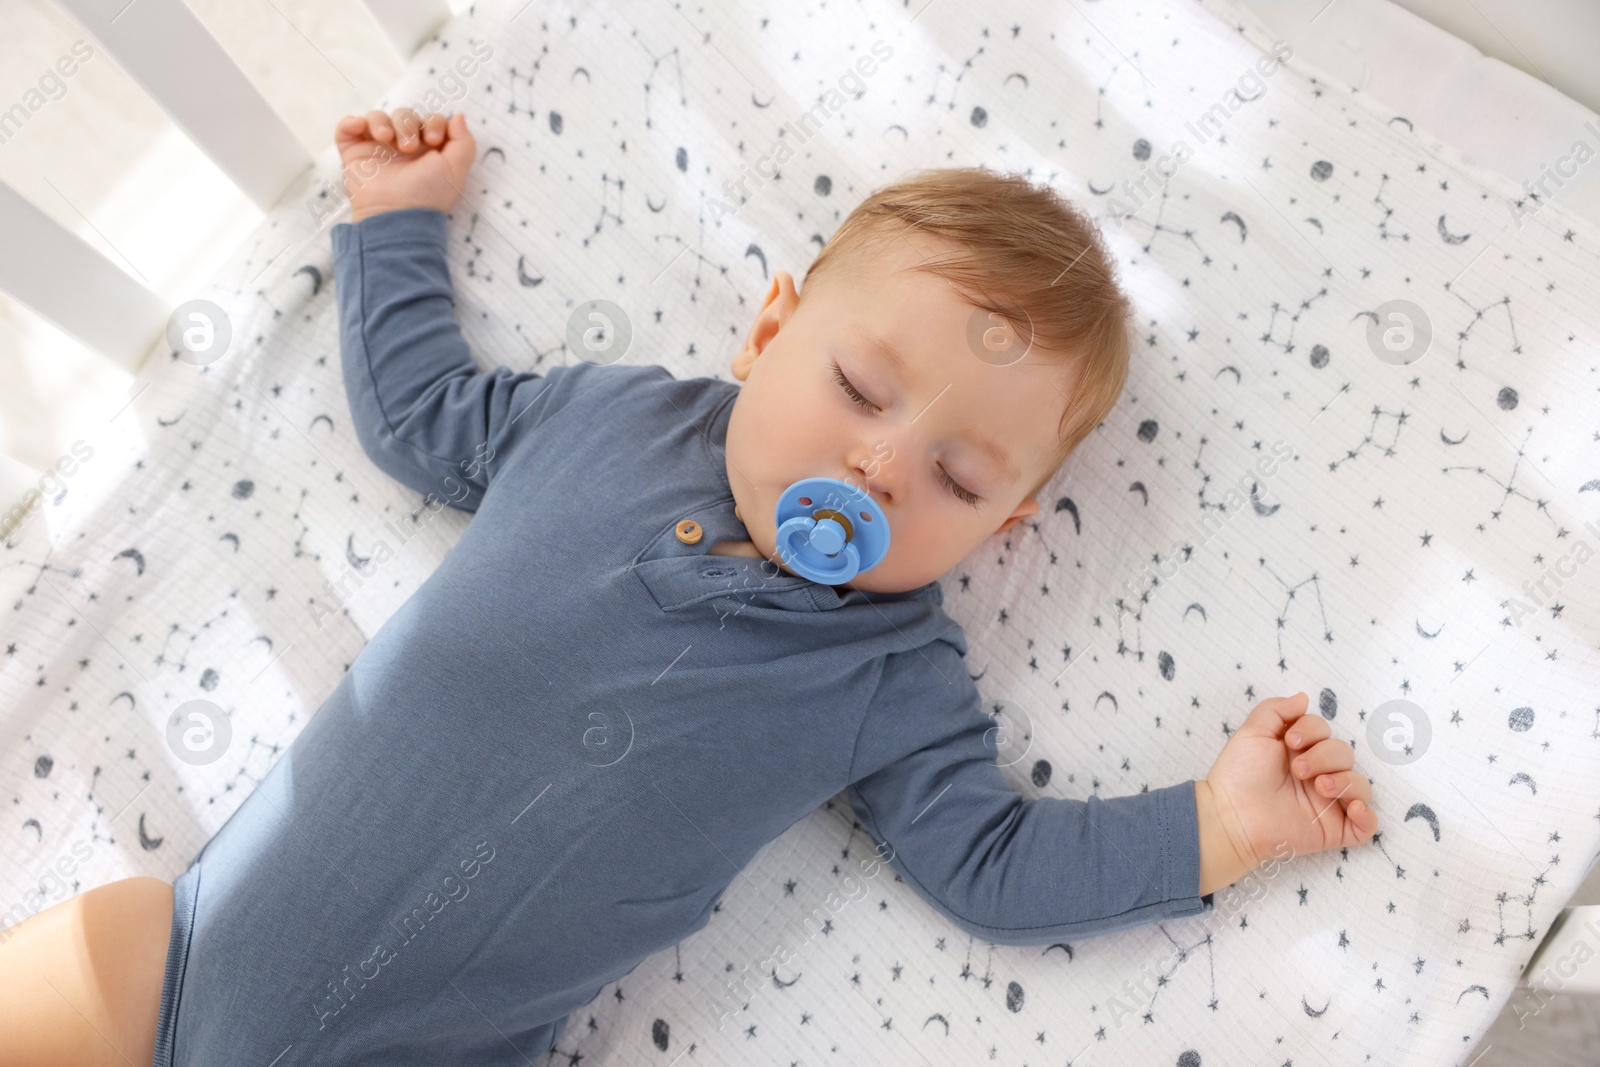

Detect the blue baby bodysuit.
xmin=151 ymin=207 xmax=1212 ymax=1067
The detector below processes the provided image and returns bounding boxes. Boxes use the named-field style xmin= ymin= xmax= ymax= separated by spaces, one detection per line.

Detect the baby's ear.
xmin=994 ymin=495 xmax=1040 ymax=535
xmin=730 ymin=344 xmax=756 ymax=381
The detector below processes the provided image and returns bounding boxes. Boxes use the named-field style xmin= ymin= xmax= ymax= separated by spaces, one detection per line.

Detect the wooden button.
xmin=675 ymin=519 xmax=703 ymax=544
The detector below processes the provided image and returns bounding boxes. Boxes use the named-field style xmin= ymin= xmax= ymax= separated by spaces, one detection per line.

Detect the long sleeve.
xmin=846 ymin=634 xmax=1214 ymax=946
xmin=330 ymin=207 xmax=583 ymax=511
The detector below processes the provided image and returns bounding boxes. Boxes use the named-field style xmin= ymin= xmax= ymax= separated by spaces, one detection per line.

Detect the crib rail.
xmin=0 ymin=0 xmax=452 ymax=374
xmin=1517 ymin=903 xmax=1600 ymax=997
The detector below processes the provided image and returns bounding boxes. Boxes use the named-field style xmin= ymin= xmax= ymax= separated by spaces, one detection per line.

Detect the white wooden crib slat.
xmin=50 ymin=0 xmax=311 ymax=212
xmin=359 ymin=0 xmax=455 ymax=61
xmin=0 ymin=178 xmax=169 ymax=373
xmin=1519 ymin=905 xmax=1600 ymax=995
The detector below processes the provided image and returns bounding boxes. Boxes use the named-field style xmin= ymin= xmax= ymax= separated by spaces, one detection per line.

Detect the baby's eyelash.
xmin=938 ymin=464 xmax=982 ymax=509
xmin=832 ymin=360 xmax=982 ymax=509
xmin=830 ymin=361 xmax=876 ymax=411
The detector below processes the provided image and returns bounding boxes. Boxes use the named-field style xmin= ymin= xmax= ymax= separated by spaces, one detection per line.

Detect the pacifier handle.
xmin=773 ymin=478 xmax=890 ymax=585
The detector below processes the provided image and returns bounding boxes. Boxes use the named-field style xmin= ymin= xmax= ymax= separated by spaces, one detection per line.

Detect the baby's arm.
xmin=848 ymin=643 xmax=1217 ymax=946
xmin=329 ymin=109 xmax=583 ymax=509
xmin=848 ymin=646 xmax=1378 ymax=946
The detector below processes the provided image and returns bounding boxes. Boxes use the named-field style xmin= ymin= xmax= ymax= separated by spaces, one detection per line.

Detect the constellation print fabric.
xmin=3 ymin=0 xmax=1598 ymax=1064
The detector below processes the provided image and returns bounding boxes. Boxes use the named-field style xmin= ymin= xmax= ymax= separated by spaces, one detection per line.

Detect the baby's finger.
xmin=1285 ymin=713 xmax=1330 ymax=752
xmin=1291 ymin=737 xmax=1354 ymax=780
xmin=1343 ymin=795 xmax=1379 ymax=843
xmin=365 ymin=110 xmax=396 ymax=144
xmin=1309 ymin=768 xmax=1371 ymax=808
xmin=1237 ymin=691 xmax=1309 ymax=741
xmin=392 ymin=107 xmax=424 ymax=150
xmin=438 ymin=112 xmax=476 ymax=177
xmin=1337 ymin=796 xmax=1388 ymax=844
xmin=422 ymin=112 xmax=448 ymax=146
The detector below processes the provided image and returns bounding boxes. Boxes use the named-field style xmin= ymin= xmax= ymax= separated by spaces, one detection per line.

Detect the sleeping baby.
xmin=0 ymin=107 xmax=1378 ymax=1067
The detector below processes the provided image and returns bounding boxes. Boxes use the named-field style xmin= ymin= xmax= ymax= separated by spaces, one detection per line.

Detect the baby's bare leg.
xmin=0 ymin=876 xmax=172 ymax=1067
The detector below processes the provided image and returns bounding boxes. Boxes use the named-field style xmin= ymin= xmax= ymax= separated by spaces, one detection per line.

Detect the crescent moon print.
xmin=1129 ymin=482 xmax=1148 ymax=505
xmin=294 ymin=264 xmax=322 ymax=296
xmin=1214 ymin=365 xmax=1242 ymax=382
xmin=1437 ymin=215 xmax=1471 ymax=244
xmin=1221 ymin=211 xmax=1248 ymax=242
xmin=751 ymin=92 xmax=773 ymax=108
xmin=1415 ymin=618 xmax=1441 ymax=638
xmin=1440 ymin=428 xmax=1469 ymax=445
xmin=1094 ymin=691 xmax=1118 ymax=713
xmin=346 ymin=534 xmax=372 ymax=571
xmin=1086 ymin=179 xmax=1115 ymax=195
xmin=1054 ymin=497 xmax=1081 ymax=534
xmin=744 ymin=244 xmax=769 ymax=278
xmin=884 ymin=124 xmax=909 ymax=139
xmin=571 ymin=66 xmax=590 ymax=83
xmin=517 ymin=256 xmax=544 ymax=286
xmin=114 ymin=548 xmax=146 ymax=575
xmin=1404 ymin=803 xmax=1441 ymax=841
xmin=1248 ymin=482 xmax=1279 ymax=516
xmin=1183 ymin=603 xmax=1207 ymax=622
xmin=156 ymin=411 xmax=184 ymax=427
xmin=1003 ymin=72 xmax=1029 ymax=88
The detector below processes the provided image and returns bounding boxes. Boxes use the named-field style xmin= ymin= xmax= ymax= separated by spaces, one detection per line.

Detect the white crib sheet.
xmin=4 ymin=0 xmax=1599 ymax=1064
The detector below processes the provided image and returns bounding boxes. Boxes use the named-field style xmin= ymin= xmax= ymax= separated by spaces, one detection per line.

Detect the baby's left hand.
xmin=1203 ymin=692 xmax=1379 ymax=871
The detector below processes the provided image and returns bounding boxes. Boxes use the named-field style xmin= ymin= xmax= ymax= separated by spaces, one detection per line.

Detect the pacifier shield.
xmin=773 ymin=478 xmax=889 ymax=585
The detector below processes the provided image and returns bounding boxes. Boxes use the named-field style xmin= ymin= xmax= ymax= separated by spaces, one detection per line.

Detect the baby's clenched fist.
xmin=334 ymin=108 xmax=477 ymax=223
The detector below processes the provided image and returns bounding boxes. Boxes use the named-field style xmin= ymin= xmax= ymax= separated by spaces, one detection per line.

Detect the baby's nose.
xmin=853 ymin=460 xmax=898 ymax=504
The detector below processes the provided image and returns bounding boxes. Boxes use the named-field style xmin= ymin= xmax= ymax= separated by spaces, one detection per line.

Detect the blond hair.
xmin=801 ymin=166 xmax=1132 ymax=500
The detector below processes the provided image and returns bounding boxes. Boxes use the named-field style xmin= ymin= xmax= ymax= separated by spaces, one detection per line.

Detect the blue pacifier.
xmin=773 ymin=477 xmax=890 ymax=585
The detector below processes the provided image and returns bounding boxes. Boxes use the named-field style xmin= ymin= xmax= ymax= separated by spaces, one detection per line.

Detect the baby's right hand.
xmin=335 ymin=108 xmax=477 ymax=223
xmin=1201 ymin=692 xmax=1378 ymax=880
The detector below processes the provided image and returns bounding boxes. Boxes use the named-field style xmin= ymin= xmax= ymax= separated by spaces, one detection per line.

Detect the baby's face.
xmin=724 ymin=233 xmax=1067 ymax=594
